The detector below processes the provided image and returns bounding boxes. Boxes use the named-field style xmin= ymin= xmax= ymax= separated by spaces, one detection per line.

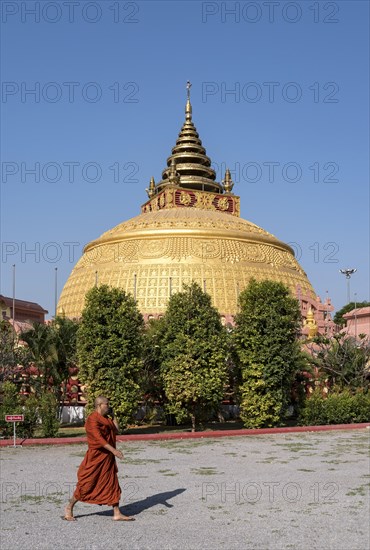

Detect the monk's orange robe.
xmin=74 ymin=411 xmax=121 ymax=505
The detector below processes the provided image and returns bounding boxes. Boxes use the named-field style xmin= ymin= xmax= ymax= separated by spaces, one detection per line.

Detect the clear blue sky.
xmin=1 ymin=0 xmax=369 ymax=318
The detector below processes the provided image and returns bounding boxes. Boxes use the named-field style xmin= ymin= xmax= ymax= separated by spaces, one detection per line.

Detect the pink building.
xmin=296 ymin=286 xmax=336 ymax=337
xmin=342 ymin=306 xmax=370 ymax=340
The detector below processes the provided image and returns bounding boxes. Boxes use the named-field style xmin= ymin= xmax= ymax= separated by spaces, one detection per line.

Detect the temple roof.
xmin=0 ymin=294 xmax=48 ymax=314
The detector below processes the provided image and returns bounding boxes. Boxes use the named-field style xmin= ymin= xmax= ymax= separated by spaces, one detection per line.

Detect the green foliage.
xmin=77 ymin=285 xmax=144 ymax=427
xmin=20 ymin=395 xmax=39 ymax=438
xmin=0 ymin=381 xmax=23 ymax=437
xmin=334 ymin=301 xmax=370 ymax=326
xmin=52 ymin=316 xmax=79 ymax=403
xmin=239 ymin=367 xmax=283 ymax=428
xmin=38 ymin=393 xmax=60 ymax=437
xmin=20 ymin=322 xmax=58 ymax=393
xmin=308 ymin=333 xmax=370 ymax=391
xmin=0 ymin=321 xmax=31 ymax=382
xmin=162 ymin=337 xmax=228 ymax=427
xmin=0 ymin=382 xmax=39 ymax=438
xmin=140 ymin=318 xmax=165 ymax=408
xmin=158 ymin=283 xmax=228 ymax=430
xmin=86 ymin=365 xmax=141 ymax=427
xmin=233 ymin=279 xmax=305 ymax=428
xmin=20 ymin=316 xmax=79 ymax=415
xmin=299 ymin=389 xmax=370 ymax=426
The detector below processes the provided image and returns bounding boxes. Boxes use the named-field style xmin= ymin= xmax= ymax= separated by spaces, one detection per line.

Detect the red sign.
xmin=5 ymin=415 xmax=24 ymax=422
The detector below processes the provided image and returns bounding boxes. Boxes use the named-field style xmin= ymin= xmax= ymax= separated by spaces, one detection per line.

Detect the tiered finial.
xmin=186 ymin=80 xmax=192 ymax=99
xmin=186 ymin=81 xmax=192 ymax=121
xmin=154 ymin=83 xmax=223 ymax=195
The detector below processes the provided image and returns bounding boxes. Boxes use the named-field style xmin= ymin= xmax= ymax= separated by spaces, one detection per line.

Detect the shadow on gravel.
xmin=72 ymin=489 xmax=186 ymax=519
xmin=125 ymin=488 xmax=187 ymax=514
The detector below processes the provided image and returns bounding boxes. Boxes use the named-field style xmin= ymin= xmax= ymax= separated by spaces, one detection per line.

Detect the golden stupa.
xmin=58 ymin=84 xmax=315 ymax=320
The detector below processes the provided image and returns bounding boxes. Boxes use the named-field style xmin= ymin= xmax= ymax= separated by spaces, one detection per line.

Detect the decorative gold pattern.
xmin=217 ymin=197 xmax=229 ymax=211
xmin=141 ymin=186 xmax=240 ymax=217
xmin=179 ymin=192 xmax=192 ymax=206
xmin=58 ymin=260 xmax=314 ymax=320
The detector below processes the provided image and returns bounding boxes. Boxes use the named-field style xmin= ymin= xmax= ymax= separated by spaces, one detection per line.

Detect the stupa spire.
xmin=155 ymin=83 xmax=223 ymax=194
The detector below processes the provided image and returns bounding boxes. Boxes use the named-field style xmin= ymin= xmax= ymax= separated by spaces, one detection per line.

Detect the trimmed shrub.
xmin=351 ymin=392 xmax=370 ymax=423
xmin=299 ymin=389 xmax=370 ymax=426
xmin=0 ymin=382 xmax=23 ymax=437
xmin=19 ymin=395 xmax=39 ymax=438
xmin=39 ymin=393 xmax=60 ymax=437
xmin=298 ymin=390 xmax=328 ymax=426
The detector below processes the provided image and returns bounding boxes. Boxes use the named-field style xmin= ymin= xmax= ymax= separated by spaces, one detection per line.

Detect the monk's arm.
xmin=106 ymin=418 xmax=123 ymax=458
xmin=103 ymin=442 xmax=123 ymax=459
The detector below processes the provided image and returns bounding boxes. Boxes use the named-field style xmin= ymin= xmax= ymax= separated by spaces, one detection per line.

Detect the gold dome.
xmin=57 ymin=85 xmax=315 ymax=319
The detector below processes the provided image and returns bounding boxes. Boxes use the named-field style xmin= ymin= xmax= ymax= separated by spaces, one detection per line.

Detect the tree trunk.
xmin=191 ymin=413 xmax=196 ymax=432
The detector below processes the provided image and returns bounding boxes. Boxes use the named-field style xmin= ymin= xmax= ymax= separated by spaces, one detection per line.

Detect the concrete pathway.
xmin=1 ymin=428 xmax=369 ymax=549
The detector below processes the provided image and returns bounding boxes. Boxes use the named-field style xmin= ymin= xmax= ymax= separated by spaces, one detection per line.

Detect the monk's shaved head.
xmin=94 ymin=395 xmax=109 ymax=409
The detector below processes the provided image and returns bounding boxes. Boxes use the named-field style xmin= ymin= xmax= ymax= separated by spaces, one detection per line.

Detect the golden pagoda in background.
xmin=58 ymin=83 xmax=332 ymax=329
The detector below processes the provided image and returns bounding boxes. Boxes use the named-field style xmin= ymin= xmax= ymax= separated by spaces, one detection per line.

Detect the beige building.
xmin=0 ymin=294 xmax=48 ymax=324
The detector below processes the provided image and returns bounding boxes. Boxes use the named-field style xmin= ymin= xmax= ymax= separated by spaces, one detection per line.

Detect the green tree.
xmin=39 ymin=393 xmax=60 ymax=437
xmin=0 ymin=321 xmax=30 ymax=383
xmin=140 ymin=318 xmax=165 ymax=421
xmin=20 ymin=322 xmax=58 ymax=394
xmin=0 ymin=381 xmax=23 ymax=437
xmin=306 ymin=333 xmax=370 ymax=391
xmin=0 ymin=382 xmax=39 ymax=439
xmin=52 ymin=316 xmax=79 ymax=418
xmin=334 ymin=301 xmax=370 ymax=327
xmin=77 ymin=285 xmax=144 ymax=427
xmin=1 ymin=318 xmax=79 ymax=437
xmin=233 ymin=279 xmax=305 ymax=428
xmin=158 ymin=282 xmax=228 ymax=431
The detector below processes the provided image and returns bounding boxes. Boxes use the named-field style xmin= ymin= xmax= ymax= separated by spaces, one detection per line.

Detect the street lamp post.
xmin=339 ymin=268 xmax=357 ymax=303
xmin=54 ymin=267 xmax=58 ymax=318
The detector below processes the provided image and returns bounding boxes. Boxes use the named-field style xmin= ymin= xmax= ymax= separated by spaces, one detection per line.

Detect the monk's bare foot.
xmin=113 ymin=514 xmax=135 ymax=521
xmin=63 ymin=505 xmax=76 ymax=521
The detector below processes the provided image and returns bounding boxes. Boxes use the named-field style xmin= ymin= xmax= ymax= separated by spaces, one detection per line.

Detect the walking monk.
xmin=64 ymin=395 xmax=135 ymax=521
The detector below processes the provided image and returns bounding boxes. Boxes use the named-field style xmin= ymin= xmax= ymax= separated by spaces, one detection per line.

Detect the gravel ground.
xmin=0 ymin=429 xmax=369 ymax=550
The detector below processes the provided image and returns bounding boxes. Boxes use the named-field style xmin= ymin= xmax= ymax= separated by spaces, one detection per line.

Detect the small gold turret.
xmin=222 ymin=169 xmax=234 ymax=194
xmin=304 ymin=307 xmax=318 ymax=339
xmin=145 ymin=176 xmax=156 ymax=198
xmin=168 ymin=159 xmax=180 ymax=185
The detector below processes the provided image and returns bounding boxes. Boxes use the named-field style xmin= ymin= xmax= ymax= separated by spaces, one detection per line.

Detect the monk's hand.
xmin=114 ymin=449 xmax=124 ymax=460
